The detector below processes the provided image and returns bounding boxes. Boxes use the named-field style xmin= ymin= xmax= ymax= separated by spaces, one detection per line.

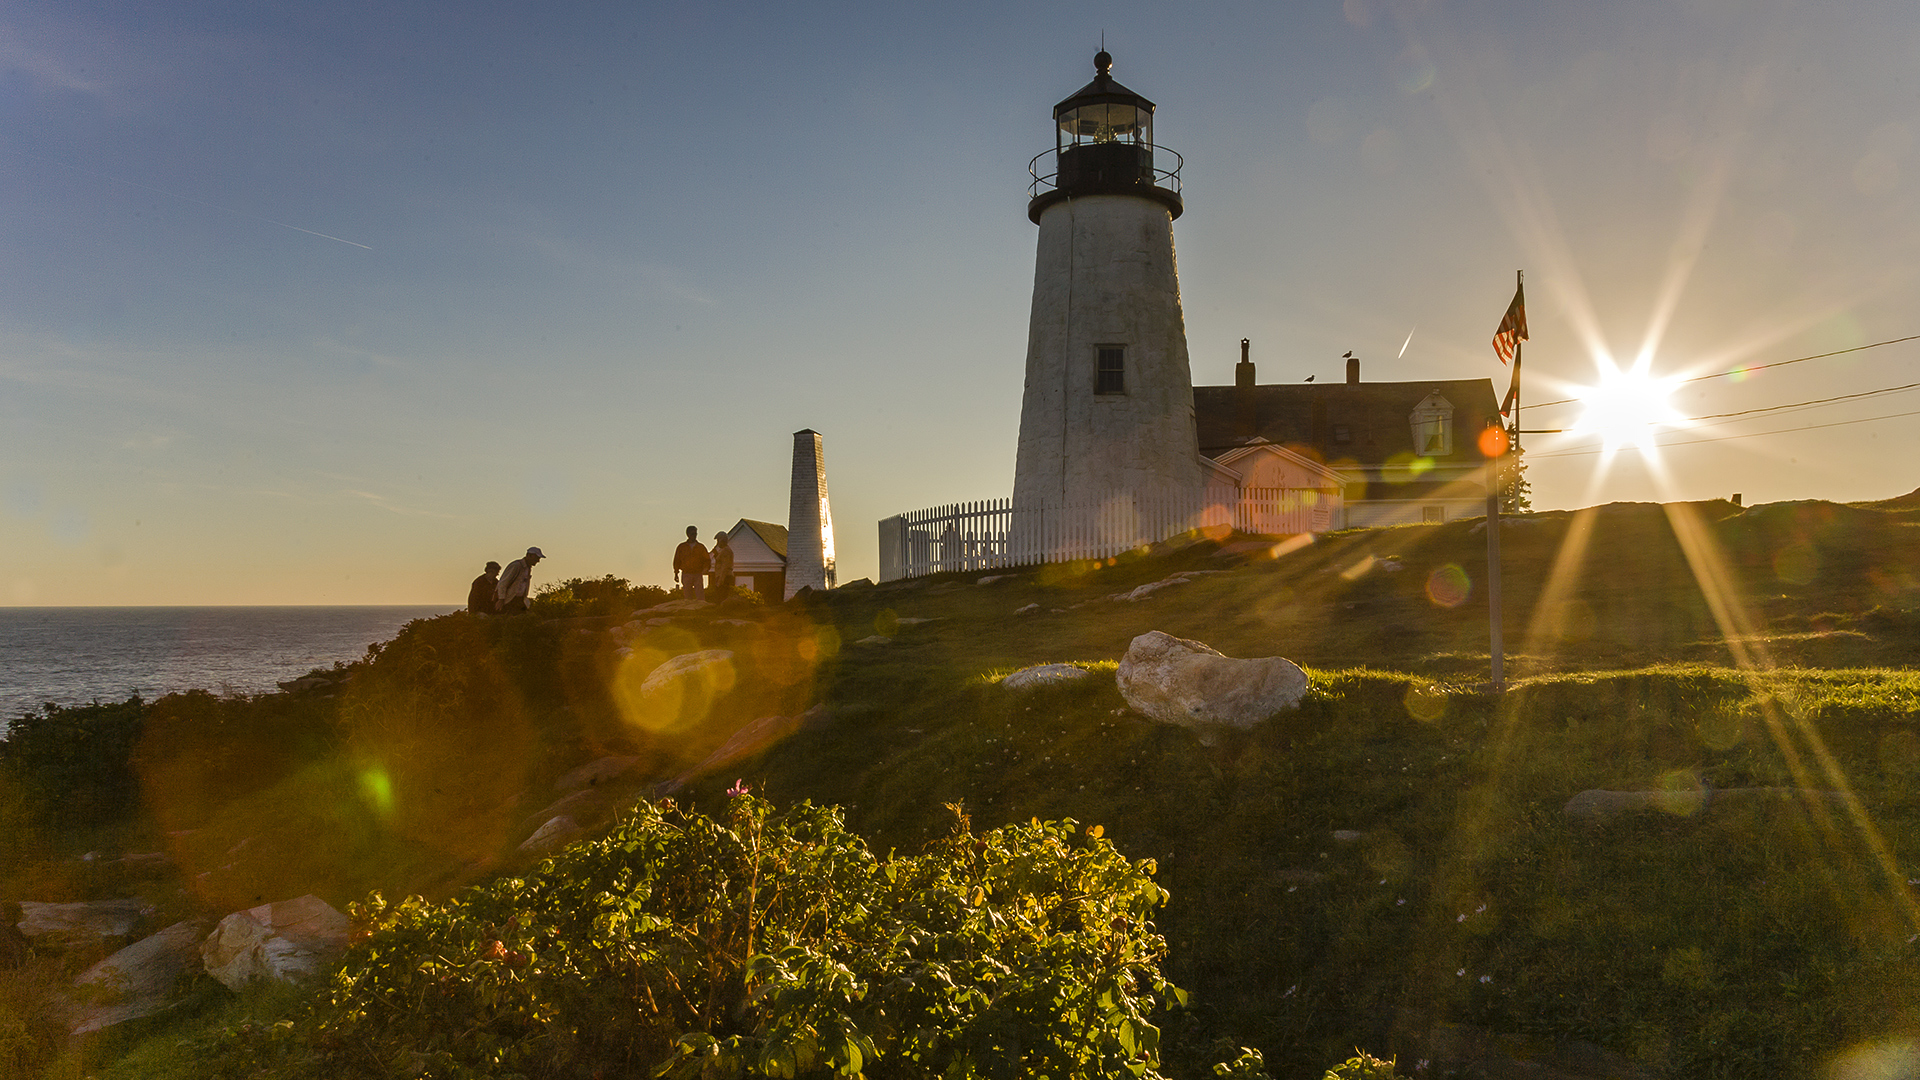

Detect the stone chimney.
xmin=785 ymin=429 xmax=836 ymax=599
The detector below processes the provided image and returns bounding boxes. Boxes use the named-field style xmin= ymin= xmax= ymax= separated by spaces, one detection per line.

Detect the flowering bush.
xmin=264 ymin=796 xmax=1182 ymax=1079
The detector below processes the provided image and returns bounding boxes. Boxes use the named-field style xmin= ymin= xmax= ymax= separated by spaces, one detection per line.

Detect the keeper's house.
xmin=1194 ymin=348 xmax=1503 ymax=528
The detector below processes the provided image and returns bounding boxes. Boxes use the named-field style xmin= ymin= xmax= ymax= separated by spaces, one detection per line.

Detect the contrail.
xmin=1398 ymin=327 xmax=1415 ymax=358
xmin=9 ymin=150 xmax=373 ymax=250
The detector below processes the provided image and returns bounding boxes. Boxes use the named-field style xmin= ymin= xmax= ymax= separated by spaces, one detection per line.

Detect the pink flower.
xmin=726 ymin=779 xmax=750 ymax=797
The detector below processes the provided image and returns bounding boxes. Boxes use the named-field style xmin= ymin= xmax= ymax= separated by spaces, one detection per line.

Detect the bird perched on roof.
xmin=1305 ymin=375 xmax=1316 ymax=382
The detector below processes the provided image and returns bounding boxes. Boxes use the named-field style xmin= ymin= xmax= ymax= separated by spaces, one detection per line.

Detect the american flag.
xmin=1491 ymin=282 xmax=1527 ymax=365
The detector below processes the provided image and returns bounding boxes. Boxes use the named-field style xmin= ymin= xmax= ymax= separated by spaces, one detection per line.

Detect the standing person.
xmin=496 ymin=547 xmax=545 ymax=614
xmin=710 ymin=529 xmax=735 ymax=598
xmin=673 ymin=526 xmax=710 ymax=601
xmin=467 ymin=561 xmax=502 ymax=614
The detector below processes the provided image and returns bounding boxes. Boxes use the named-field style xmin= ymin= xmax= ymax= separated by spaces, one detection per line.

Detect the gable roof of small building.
xmin=732 ymin=519 xmax=788 ymax=561
xmin=1192 ymin=378 xmax=1502 ymax=465
xmin=1210 ymin=440 xmax=1348 ymax=486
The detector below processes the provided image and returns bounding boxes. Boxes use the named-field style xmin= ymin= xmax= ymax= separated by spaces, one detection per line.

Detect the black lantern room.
xmin=1029 ymin=50 xmax=1183 ymax=223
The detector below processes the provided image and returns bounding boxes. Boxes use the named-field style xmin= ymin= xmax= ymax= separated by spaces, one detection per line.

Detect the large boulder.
xmin=202 ymin=894 xmax=350 ymax=990
xmin=69 ymin=919 xmax=211 ymax=1034
xmin=1116 ymin=631 xmax=1307 ymax=733
xmin=16 ymin=899 xmax=147 ymax=952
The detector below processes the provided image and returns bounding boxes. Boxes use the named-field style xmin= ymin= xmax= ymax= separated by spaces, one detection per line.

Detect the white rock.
xmin=639 ymin=650 xmax=735 ymax=696
xmin=1114 ymin=573 xmax=1199 ymax=602
xmin=202 ymin=895 xmax=350 ymax=990
xmin=1000 ymin=663 xmax=1094 ymax=691
xmin=69 ymin=919 xmax=210 ymax=1034
xmin=1015 ymin=603 xmax=1041 ymax=615
xmin=519 ymin=815 xmax=581 ymax=852
xmin=16 ymin=899 xmax=146 ymax=952
xmin=1116 ymin=631 xmax=1308 ymax=731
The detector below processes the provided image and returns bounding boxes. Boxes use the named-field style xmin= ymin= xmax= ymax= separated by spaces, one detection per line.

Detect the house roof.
xmin=1211 ymin=440 xmax=1348 ymax=486
xmin=1193 ymin=378 xmax=1503 ymax=465
xmin=733 ymin=519 xmax=788 ymax=561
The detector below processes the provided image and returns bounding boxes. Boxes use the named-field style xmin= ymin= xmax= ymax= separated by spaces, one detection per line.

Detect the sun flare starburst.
xmin=1568 ymin=366 xmax=1685 ymax=451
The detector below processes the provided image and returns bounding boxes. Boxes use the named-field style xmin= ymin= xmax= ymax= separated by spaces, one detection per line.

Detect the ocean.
xmin=0 ymin=606 xmax=455 ymax=725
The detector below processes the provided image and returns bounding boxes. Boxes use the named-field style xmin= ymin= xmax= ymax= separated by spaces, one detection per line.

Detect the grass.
xmin=10 ymin=495 xmax=1920 ymax=1077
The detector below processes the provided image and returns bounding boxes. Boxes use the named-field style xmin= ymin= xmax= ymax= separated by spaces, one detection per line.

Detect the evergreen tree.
xmin=1501 ymin=428 xmax=1532 ymax=514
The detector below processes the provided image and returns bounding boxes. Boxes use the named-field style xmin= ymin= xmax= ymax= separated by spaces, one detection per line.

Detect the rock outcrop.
xmin=202 ymin=895 xmax=349 ymax=990
xmin=16 ymin=899 xmax=146 ymax=952
xmin=554 ymin=755 xmax=640 ymax=791
xmin=1116 ymin=631 xmax=1307 ymax=732
xmin=69 ymin=919 xmax=211 ymax=1034
xmin=640 ymin=650 xmax=735 ymax=697
xmin=1000 ymin=663 xmax=1094 ymax=691
xmin=519 ymin=815 xmax=582 ymax=853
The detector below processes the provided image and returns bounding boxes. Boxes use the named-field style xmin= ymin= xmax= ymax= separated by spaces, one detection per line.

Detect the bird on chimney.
xmin=1304 ymin=375 xmax=1316 ymax=382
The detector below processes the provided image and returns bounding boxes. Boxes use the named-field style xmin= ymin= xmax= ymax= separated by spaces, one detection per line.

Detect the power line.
xmin=1532 ymin=406 xmax=1920 ymax=459
xmin=1680 ymin=380 xmax=1920 ymax=422
xmin=1527 ymin=333 xmax=1920 ymax=411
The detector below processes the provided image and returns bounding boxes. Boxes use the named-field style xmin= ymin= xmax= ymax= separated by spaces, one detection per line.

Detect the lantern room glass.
xmin=1055 ymin=103 xmax=1151 ymax=149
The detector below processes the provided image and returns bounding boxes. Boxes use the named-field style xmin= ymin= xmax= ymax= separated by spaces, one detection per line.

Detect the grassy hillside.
xmin=9 ymin=497 xmax=1920 ymax=1078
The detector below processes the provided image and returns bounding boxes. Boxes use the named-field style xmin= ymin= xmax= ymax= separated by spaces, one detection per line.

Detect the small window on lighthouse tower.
xmin=1095 ymin=346 xmax=1126 ymax=394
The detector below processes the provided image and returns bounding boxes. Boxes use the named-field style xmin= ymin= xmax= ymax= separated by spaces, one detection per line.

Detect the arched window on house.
xmin=1409 ymin=391 xmax=1455 ymax=457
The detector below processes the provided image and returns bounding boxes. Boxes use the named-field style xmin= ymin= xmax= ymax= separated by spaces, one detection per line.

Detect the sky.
xmin=2 ymin=0 xmax=1917 ymax=605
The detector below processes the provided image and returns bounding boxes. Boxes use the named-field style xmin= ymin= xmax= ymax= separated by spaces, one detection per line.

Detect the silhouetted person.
xmin=468 ymin=561 xmax=501 ymax=614
xmin=710 ymin=529 xmax=735 ymax=598
xmin=496 ymin=546 xmax=545 ymax=614
xmin=673 ymin=526 xmax=710 ymax=601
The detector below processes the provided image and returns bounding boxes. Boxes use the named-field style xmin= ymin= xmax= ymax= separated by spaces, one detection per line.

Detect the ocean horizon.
xmin=1 ymin=605 xmax=455 ymax=725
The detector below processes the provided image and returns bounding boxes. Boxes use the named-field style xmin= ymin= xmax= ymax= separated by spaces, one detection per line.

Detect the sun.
xmin=1569 ymin=366 xmax=1684 ymax=450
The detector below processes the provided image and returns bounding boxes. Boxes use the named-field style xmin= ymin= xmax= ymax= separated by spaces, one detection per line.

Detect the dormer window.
xmin=1095 ymin=346 xmax=1126 ymax=394
xmin=1409 ymin=391 xmax=1455 ymax=456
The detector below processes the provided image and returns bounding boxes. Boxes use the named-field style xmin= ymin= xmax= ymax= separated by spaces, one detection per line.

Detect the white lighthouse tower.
xmin=1010 ymin=51 xmax=1204 ymax=542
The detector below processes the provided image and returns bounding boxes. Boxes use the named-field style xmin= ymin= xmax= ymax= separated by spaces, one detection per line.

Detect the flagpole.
xmin=1487 ymin=425 xmax=1504 ymax=691
xmin=1487 ymin=269 xmax=1522 ymax=692
xmin=1511 ymin=268 xmax=1524 ymax=456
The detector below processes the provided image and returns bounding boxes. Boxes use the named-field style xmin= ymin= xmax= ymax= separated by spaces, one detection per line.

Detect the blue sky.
xmin=3 ymin=1 xmax=1917 ymax=604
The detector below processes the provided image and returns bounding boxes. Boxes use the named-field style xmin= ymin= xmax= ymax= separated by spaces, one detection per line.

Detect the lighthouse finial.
xmin=1094 ymin=37 xmax=1111 ymax=77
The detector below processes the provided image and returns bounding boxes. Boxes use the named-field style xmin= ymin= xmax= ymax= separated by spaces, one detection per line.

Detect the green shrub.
xmin=1324 ymin=1050 xmax=1398 ymax=1078
xmin=239 ymin=796 xmax=1181 ymax=1079
xmin=534 ymin=575 xmax=671 ymax=618
xmin=0 ymin=697 xmax=147 ymax=827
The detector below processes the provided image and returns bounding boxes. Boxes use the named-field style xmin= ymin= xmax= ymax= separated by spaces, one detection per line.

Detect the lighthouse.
xmin=1010 ymin=51 xmax=1204 ymax=530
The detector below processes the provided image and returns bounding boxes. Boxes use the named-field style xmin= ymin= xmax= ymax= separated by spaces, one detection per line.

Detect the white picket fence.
xmin=877 ymin=486 xmax=1337 ymax=581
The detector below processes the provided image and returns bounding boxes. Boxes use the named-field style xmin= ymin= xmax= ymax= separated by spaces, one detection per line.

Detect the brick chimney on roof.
xmin=1346 ymin=352 xmax=1360 ymax=385
xmin=1235 ymin=338 xmax=1257 ymax=438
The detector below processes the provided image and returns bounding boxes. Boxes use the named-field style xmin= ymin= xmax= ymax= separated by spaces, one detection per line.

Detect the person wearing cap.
xmin=496 ymin=547 xmax=545 ymax=614
xmin=672 ymin=526 xmax=710 ymax=601
xmin=710 ymin=528 xmax=735 ymax=598
xmin=467 ymin=561 xmax=502 ymax=614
